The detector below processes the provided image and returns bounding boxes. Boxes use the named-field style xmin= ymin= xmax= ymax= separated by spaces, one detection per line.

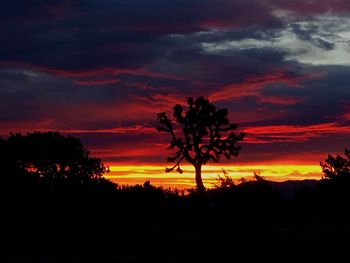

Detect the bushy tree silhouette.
xmin=317 ymin=149 xmax=350 ymax=209
xmin=321 ymin=149 xmax=350 ymax=182
xmin=213 ymin=169 xmax=235 ymax=189
xmin=0 ymin=132 xmax=108 ymax=186
xmin=157 ymin=97 xmax=245 ymax=193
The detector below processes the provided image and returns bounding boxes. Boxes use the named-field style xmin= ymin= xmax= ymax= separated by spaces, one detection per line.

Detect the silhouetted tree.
xmin=0 ymin=132 xmax=109 ymax=187
xmin=213 ymin=169 xmax=235 ymax=189
xmin=321 ymin=149 xmax=350 ymax=182
xmin=318 ymin=149 xmax=350 ymax=210
xmin=157 ymin=97 xmax=245 ymax=193
xmin=253 ymin=171 xmax=265 ymax=182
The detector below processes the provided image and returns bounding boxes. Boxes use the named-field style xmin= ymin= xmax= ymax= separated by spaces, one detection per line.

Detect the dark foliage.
xmin=321 ymin=149 xmax=350 ymax=181
xmin=213 ymin=169 xmax=235 ymax=189
xmin=0 ymin=132 xmax=116 ymax=217
xmin=1 ymin=132 xmax=349 ymax=217
xmin=0 ymin=138 xmax=350 ymax=262
xmin=0 ymin=131 xmax=109 ymax=185
xmin=314 ymin=149 xmax=350 ymax=211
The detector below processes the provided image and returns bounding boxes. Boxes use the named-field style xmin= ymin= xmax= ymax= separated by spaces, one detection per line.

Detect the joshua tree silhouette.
xmin=157 ymin=97 xmax=245 ymax=193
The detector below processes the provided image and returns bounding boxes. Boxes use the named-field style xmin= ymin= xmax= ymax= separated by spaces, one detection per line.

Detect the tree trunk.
xmin=195 ymin=164 xmax=206 ymax=193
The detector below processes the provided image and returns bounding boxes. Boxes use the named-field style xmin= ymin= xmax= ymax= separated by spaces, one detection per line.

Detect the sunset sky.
xmin=1 ymin=0 xmax=350 ymax=188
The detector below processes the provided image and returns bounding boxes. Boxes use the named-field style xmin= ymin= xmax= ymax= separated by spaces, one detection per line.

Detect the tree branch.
xmin=165 ymin=156 xmax=185 ymax=174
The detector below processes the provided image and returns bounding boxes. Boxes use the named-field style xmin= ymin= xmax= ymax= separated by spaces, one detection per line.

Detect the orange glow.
xmin=106 ymin=164 xmax=322 ymax=190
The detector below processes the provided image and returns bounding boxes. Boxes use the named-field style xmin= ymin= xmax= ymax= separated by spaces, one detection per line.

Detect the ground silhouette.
xmin=0 ymin=132 xmax=350 ymax=262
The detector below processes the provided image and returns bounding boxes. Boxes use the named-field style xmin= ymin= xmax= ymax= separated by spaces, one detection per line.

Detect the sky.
xmin=1 ymin=0 xmax=350 ymax=188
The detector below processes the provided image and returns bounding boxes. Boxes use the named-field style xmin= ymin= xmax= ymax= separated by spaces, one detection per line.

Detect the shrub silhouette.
xmin=157 ymin=97 xmax=245 ymax=193
xmin=213 ymin=169 xmax=235 ymax=189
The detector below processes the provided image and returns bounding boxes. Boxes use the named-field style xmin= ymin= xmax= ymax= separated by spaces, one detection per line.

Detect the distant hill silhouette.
xmin=266 ymin=179 xmax=319 ymax=200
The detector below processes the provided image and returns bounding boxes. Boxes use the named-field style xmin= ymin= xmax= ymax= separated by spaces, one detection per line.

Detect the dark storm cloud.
xmin=1 ymin=0 xmax=350 ymax=165
xmin=256 ymin=66 xmax=350 ymax=126
xmin=0 ymin=69 xmax=133 ymax=127
xmin=0 ymin=0 xmax=290 ymax=75
xmin=290 ymin=22 xmax=336 ymax=51
xmin=1 ymin=0 xmax=350 ymax=73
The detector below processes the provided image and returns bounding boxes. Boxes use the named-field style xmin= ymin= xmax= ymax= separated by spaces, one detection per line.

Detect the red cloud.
xmin=64 ymin=125 xmax=156 ymax=135
xmin=209 ymin=70 xmax=324 ymax=104
xmin=92 ymin=145 xmax=165 ymax=159
xmin=243 ymin=122 xmax=350 ymax=144
xmin=0 ymin=62 xmax=187 ymax=84
xmin=344 ymin=113 xmax=350 ymax=121
xmin=201 ymin=19 xmax=237 ymax=29
xmin=73 ymin=78 xmax=119 ymax=86
xmin=258 ymin=95 xmax=301 ymax=105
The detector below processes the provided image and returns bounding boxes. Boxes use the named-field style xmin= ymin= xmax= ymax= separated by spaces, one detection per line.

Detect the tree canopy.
xmin=321 ymin=149 xmax=350 ymax=182
xmin=0 ymin=132 xmax=108 ymax=186
xmin=157 ymin=97 xmax=245 ymax=193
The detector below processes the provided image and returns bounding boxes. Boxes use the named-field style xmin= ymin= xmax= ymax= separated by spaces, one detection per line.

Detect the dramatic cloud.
xmin=1 ymin=0 xmax=350 ymax=185
xmin=244 ymin=122 xmax=350 ymax=144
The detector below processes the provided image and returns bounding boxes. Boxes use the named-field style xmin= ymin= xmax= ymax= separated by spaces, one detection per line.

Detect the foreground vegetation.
xmin=1 ymin=132 xmax=349 ymax=218
xmin=1 ymin=132 xmax=350 ymax=262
